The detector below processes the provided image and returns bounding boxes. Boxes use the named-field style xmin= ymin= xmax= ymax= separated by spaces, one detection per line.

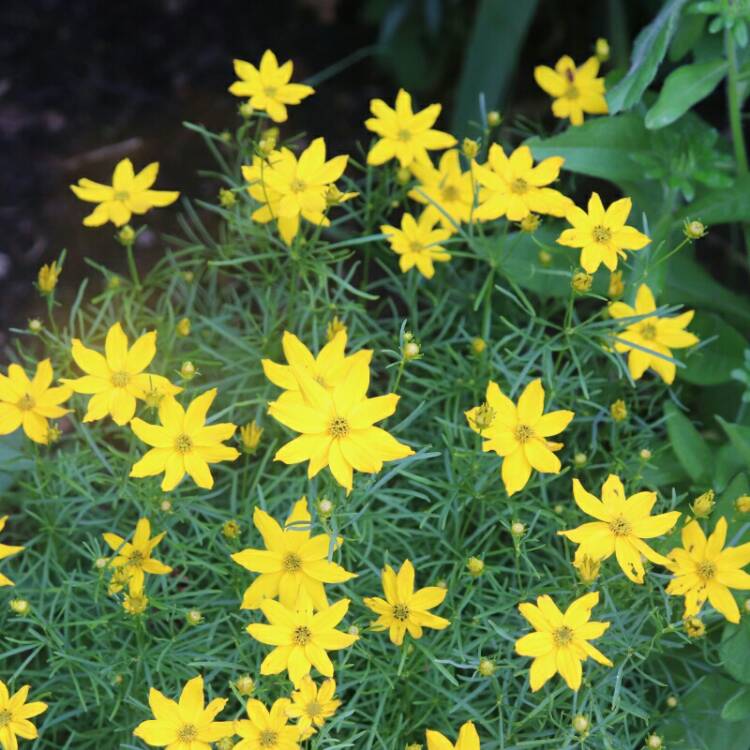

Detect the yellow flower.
xmin=426 ymin=721 xmax=480 ymax=750
xmin=0 ymin=359 xmax=71 ymax=444
xmin=666 ymin=516 xmax=750 ymax=623
xmin=123 ymin=587 xmax=149 ymax=615
xmin=609 ymin=284 xmax=699 ymax=384
xmin=608 ymin=270 xmax=624 ymax=298
xmin=231 ymin=497 xmax=356 ymax=610
xmin=365 ymin=89 xmax=456 ymax=168
xmin=557 ymin=193 xmax=650 ymax=272
xmin=62 ymin=322 xmax=181 ymax=425
xmin=70 ymin=158 xmax=179 ymax=227
xmin=363 ymin=559 xmax=450 ymax=646
xmin=408 ymin=150 xmax=475 ymax=231
xmin=0 ymin=680 xmax=47 ymax=748
xmin=132 ymin=675 xmax=233 ymax=748
xmin=610 ymin=399 xmax=627 ymax=422
xmin=103 ymin=517 xmax=172 ymax=592
xmin=222 ymin=520 xmax=241 ymax=540
xmin=574 ymin=554 xmax=601 ymax=584
xmin=262 ymin=330 xmax=371 ymax=406
xmin=240 ymin=421 xmax=264 ymax=454
xmin=326 ymin=317 xmax=346 ymax=342
xmin=235 ymin=675 xmax=255 ymax=696
xmin=465 ymin=380 xmax=574 ymax=496
xmin=286 ymin=676 xmax=340 ymax=740
xmin=534 ymin=55 xmax=608 ymax=126
xmin=559 ymin=476 xmax=680 ymax=583
xmin=242 ymin=138 xmax=348 ymax=245
xmin=269 ymin=359 xmax=414 ymax=493
xmin=473 ymin=144 xmax=572 ymax=222
xmin=571 ymin=271 xmax=593 ymax=293
xmin=130 ymin=389 xmax=240 ymax=491
xmin=246 ymin=598 xmax=358 ymax=685
xmin=0 ymin=517 xmax=23 ymax=588
xmin=233 ymin=697 xmax=301 ymax=750
xmin=37 ymin=261 xmax=61 ymax=294
xmin=380 ymin=211 xmax=452 ymax=279
xmin=229 ymin=50 xmax=314 ymax=123
xmin=515 ymin=591 xmax=612 ymax=692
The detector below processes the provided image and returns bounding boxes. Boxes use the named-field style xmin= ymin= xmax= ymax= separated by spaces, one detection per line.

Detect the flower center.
xmin=514 ymin=424 xmax=534 ymax=443
xmin=293 ymin=625 xmax=312 ymax=645
xmin=128 ymin=549 xmax=145 ymax=568
xmin=264 ymin=86 xmax=277 ymax=98
xmin=283 ymin=552 xmax=302 ymax=572
xmin=553 ymin=625 xmax=574 ymax=646
xmin=328 ymin=416 xmax=349 ymax=439
xmin=609 ymin=516 xmax=632 ymax=536
xmin=409 ymin=240 xmax=425 ymax=254
xmin=393 ymin=603 xmax=410 ymax=621
xmin=0 ymin=709 xmax=11 ymax=727
xmin=17 ymin=394 xmax=35 ymax=411
xmin=259 ymin=730 xmax=279 ymax=748
xmin=114 ymin=190 xmax=130 ymax=201
xmin=510 ymin=177 xmax=529 ymax=194
xmin=289 ymin=178 xmax=306 ymax=193
xmin=397 ymin=129 xmax=412 ymax=142
xmin=697 ymin=560 xmax=716 ymax=580
xmin=174 ymin=433 xmax=193 ymax=453
xmin=176 ymin=724 xmax=198 ymax=742
xmin=441 ymin=185 xmax=460 ymax=201
xmin=565 ymin=85 xmax=580 ymax=100
xmin=640 ymin=322 xmax=657 ymax=340
xmin=306 ymin=700 xmax=322 ymax=718
xmin=111 ymin=371 xmax=130 ymax=388
xmin=592 ymin=225 xmax=612 ymax=243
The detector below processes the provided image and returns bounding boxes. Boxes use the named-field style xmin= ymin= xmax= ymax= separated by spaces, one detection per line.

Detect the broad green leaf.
xmin=645 ymin=59 xmax=728 ymax=128
xmin=607 ymin=0 xmax=689 ymax=113
xmin=669 ymin=12 xmax=707 ymax=61
xmin=680 ymin=313 xmax=748 ymax=385
xmin=452 ymin=0 xmax=538 ymax=135
xmin=677 ymin=174 xmax=750 ymax=225
xmin=721 ymin=619 xmax=750 ymax=686
xmin=722 ymin=687 xmax=750 ymax=722
xmin=664 ymin=401 xmax=712 ymax=482
xmin=716 ymin=417 xmax=750 ymax=467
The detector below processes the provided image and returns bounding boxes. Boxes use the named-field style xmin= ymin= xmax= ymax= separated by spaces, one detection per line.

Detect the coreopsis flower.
xmin=61 ymin=322 xmax=181 ymax=425
xmin=380 ymin=211 xmax=452 ymax=279
xmin=286 ymin=676 xmax=340 ymax=739
xmin=246 ymin=598 xmax=358 ymax=685
xmin=240 ymin=421 xmax=264 ymax=454
xmin=70 ymin=158 xmax=179 ymax=227
xmin=426 ymin=721 xmax=480 ymax=750
xmin=262 ymin=330 xmax=371 ymax=406
xmin=363 ymin=559 xmax=450 ymax=646
xmin=0 ymin=359 xmax=71 ymax=444
xmin=268 ymin=359 xmax=414 ymax=492
xmin=123 ymin=586 xmax=149 ymax=615
xmin=130 ymin=389 xmax=240 ymax=491
xmin=229 ymin=50 xmax=314 ymax=123
xmin=666 ymin=517 xmax=750 ymax=623
xmin=465 ymin=379 xmax=574 ymax=496
xmin=241 ymin=139 xmax=348 ymax=245
xmin=408 ymin=150 xmax=475 ymax=231
xmin=233 ymin=697 xmax=301 ymax=750
xmin=515 ymin=591 xmax=612 ymax=691
xmin=0 ymin=681 xmax=48 ymax=748
xmin=609 ymin=284 xmax=699 ymax=384
xmin=472 ymin=144 xmax=572 ymax=222
xmin=132 ymin=675 xmax=233 ymax=748
xmin=534 ymin=55 xmax=608 ymax=126
xmin=556 ymin=193 xmax=650 ymax=272
xmin=37 ymin=261 xmax=61 ymax=294
xmin=365 ymin=89 xmax=456 ymax=168
xmin=103 ymin=517 xmax=172 ymax=592
xmin=559 ymin=476 xmax=680 ymax=583
xmin=0 ymin=517 xmax=23 ymax=588
xmin=231 ymin=497 xmax=356 ymax=610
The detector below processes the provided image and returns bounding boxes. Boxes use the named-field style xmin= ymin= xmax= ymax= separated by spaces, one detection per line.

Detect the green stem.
xmin=725 ymin=12 xmax=749 ymax=176
xmin=125 ymin=243 xmax=141 ymax=288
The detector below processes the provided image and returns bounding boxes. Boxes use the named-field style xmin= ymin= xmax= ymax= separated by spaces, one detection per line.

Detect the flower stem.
xmin=126 ymin=243 xmax=141 ymax=288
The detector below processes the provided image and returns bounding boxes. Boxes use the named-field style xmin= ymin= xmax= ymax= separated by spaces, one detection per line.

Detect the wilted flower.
xmin=610 ymin=399 xmax=627 ymax=422
xmin=571 ymin=271 xmax=593 ymax=293
xmin=240 ymin=421 xmax=263 ymax=454
xmin=608 ymin=270 xmax=624 ymax=298
xmin=38 ymin=261 xmax=61 ymax=294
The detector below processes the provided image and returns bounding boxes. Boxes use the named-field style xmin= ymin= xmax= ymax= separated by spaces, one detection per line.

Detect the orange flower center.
xmin=176 ymin=724 xmax=198 ymax=741
xmin=510 ymin=177 xmax=529 ymax=195
xmin=393 ymin=603 xmax=410 ymax=621
xmin=609 ymin=516 xmax=632 ymax=536
xmin=514 ymin=424 xmax=534 ymax=444
xmin=259 ymin=730 xmax=279 ymax=748
xmin=553 ymin=625 xmax=574 ymax=646
xmin=592 ymin=225 xmax=612 ymax=243
xmin=328 ymin=417 xmax=350 ymax=439
xmin=17 ymin=394 xmax=35 ymax=411
xmin=111 ymin=371 xmax=130 ymax=387
xmin=293 ymin=625 xmax=312 ymax=645
xmin=283 ymin=552 xmax=303 ymax=572
xmin=174 ymin=434 xmax=193 ymax=454
xmin=697 ymin=560 xmax=716 ymax=580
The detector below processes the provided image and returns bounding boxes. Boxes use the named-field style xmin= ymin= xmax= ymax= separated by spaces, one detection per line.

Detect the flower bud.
xmin=571 ymin=271 xmax=593 ymax=293
xmin=123 ymin=590 xmax=148 ymax=615
xmin=487 ymin=111 xmax=502 ymax=128
xmin=683 ymin=616 xmax=705 ymax=638
xmin=219 ymin=188 xmax=236 ymax=208
xmin=538 ymin=249 xmax=552 ymax=266
xmin=610 ymin=399 xmax=627 ymax=422
xmin=186 ymin=609 xmax=203 ymax=626
xmin=222 ymin=519 xmax=241 ymax=540
xmin=608 ymin=270 xmax=624 ymax=298
xmin=470 ymin=402 xmax=496 ymax=432
xmin=666 ymin=695 xmax=678 ymax=708
xmin=318 ymin=498 xmax=334 ymax=516
xmin=574 ymin=554 xmax=601 ymax=584
xmin=477 ymin=658 xmax=496 ymax=677
xmin=645 ymin=735 xmax=663 ymax=749
xmin=38 ymin=261 xmax=61 ymax=294
xmin=683 ymin=219 xmax=707 ymax=240
xmin=9 ymin=599 xmax=30 ymax=615
xmin=239 ymin=102 xmax=254 ymax=119
xmin=348 ymin=624 xmax=360 ymax=636
xmin=176 ymin=317 xmax=191 ymax=337
xmin=240 ymin=421 xmax=263 ymax=454
xmin=327 ymin=316 xmax=346 ymax=341
xmin=161 ymin=499 xmax=172 ymax=512
xmin=462 ymin=138 xmax=479 ymax=159
xmin=471 ymin=337 xmax=486 ymax=354
xmin=28 ymin=318 xmax=43 ymax=333
xmin=691 ymin=490 xmax=715 ymax=519
xmin=574 ymin=452 xmax=587 ymax=467
xmin=467 ymin=556 xmax=485 ymax=577
xmin=118 ymin=225 xmax=136 ymax=246
xmin=180 ymin=361 xmax=196 ymax=380
xmin=95 ymin=557 xmax=108 ymax=570
xmin=235 ymin=674 xmax=255 ymax=696
xmin=735 ymin=495 xmax=750 ymax=513
xmin=520 ymin=214 xmax=541 ymax=233
xmin=511 ymin=521 xmax=526 ymax=538
xmin=595 ymin=37 xmax=610 ymax=62
xmin=572 ymin=714 xmax=589 ymax=734
xmin=404 ymin=341 xmax=420 ymax=360
xmin=396 ymin=167 xmax=412 ymax=185
xmin=640 ymin=448 xmax=652 ymax=460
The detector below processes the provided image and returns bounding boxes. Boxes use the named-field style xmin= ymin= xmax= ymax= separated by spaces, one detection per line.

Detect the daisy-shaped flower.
xmin=534 ymin=55 xmax=608 ymax=126
xmin=559 ymin=476 xmax=680 ymax=583
xmin=229 ymin=50 xmax=314 ymax=123
xmin=246 ymin=598 xmax=358 ymax=685
xmin=234 ymin=697 xmax=301 ymax=750
xmin=103 ymin=517 xmax=172 ymax=592
xmin=426 ymin=721 xmax=480 ymax=750
xmin=666 ymin=517 xmax=750 ymax=624
xmin=380 ymin=211 xmax=452 ymax=279
xmin=262 ymin=330 xmax=372 ymax=407
xmin=363 ymin=559 xmax=450 ymax=646
xmin=408 ymin=150 xmax=475 ymax=232
xmin=286 ymin=676 xmax=340 ymax=740
xmin=365 ymin=89 xmax=456 ymax=168
xmin=0 ymin=681 xmax=47 ymax=749
xmin=70 ymin=158 xmax=179 ymax=227
xmin=130 ymin=389 xmax=239 ymax=491
xmin=132 ymin=675 xmax=233 ymax=749
xmin=465 ymin=380 xmax=574 ymax=496
xmin=231 ymin=497 xmax=356 ymax=610
xmin=556 ymin=193 xmax=650 ymax=272
xmin=62 ymin=322 xmax=181 ymax=426
xmin=0 ymin=359 xmax=71 ymax=444
xmin=472 ymin=144 xmax=572 ymax=223
xmin=268 ymin=359 xmax=414 ymax=493
xmin=609 ymin=284 xmax=699 ymax=384
xmin=515 ymin=592 xmax=612 ymax=692
xmin=0 ymin=517 xmax=23 ymax=587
